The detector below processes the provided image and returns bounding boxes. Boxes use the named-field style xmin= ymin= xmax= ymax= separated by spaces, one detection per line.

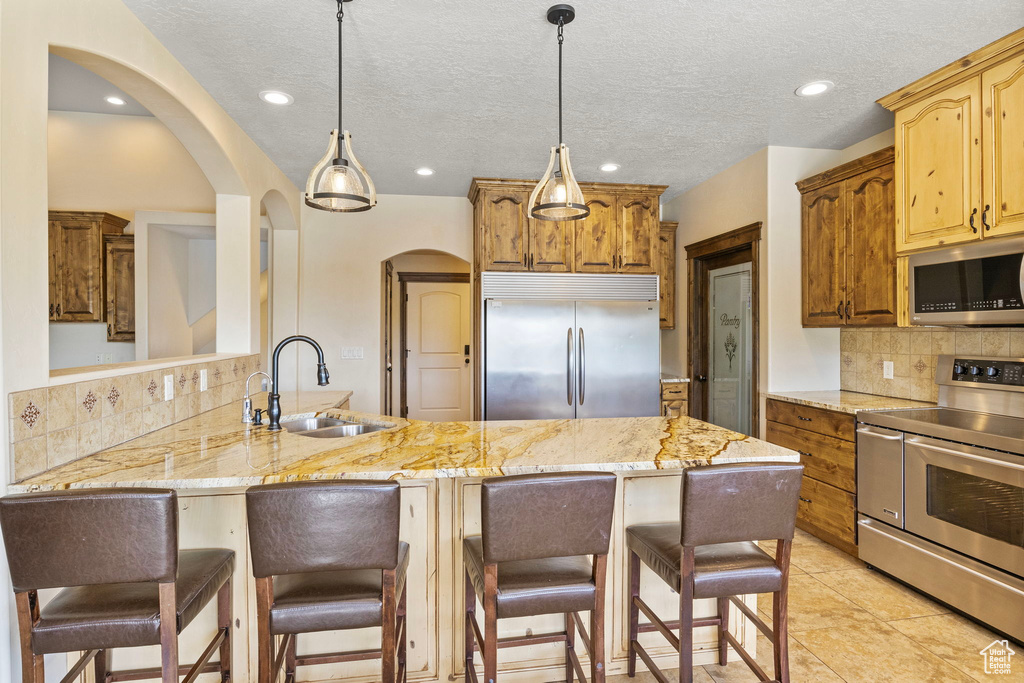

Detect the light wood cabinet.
xmin=48 ymin=211 xmax=129 ymax=322
xmin=797 ymin=148 xmax=896 ymax=327
xmin=528 ymin=217 xmax=573 ymax=272
xmin=765 ymin=398 xmax=858 ymax=556
xmin=574 ymin=194 xmax=618 ymax=273
xmin=617 ymin=196 xmax=658 ymax=273
xmin=479 ymin=190 xmax=529 ymax=271
xmin=104 ymin=235 xmax=135 ymax=341
xmin=879 ymin=28 xmax=1024 ymax=252
xmin=661 ymin=380 xmax=688 ymax=417
xmin=657 ymin=221 xmax=678 ymax=329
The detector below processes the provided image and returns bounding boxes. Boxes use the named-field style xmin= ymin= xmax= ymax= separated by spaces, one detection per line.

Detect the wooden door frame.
xmin=382 ymin=260 xmax=394 ymax=416
xmin=684 ymin=222 xmax=762 ymax=437
xmin=398 ymin=272 xmax=471 ymax=419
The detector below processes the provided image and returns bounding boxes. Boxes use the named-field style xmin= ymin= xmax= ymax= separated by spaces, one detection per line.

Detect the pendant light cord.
xmin=337 ymin=0 xmax=344 ymax=142
xmin=557 ymin=17 xmax=564 ymax=146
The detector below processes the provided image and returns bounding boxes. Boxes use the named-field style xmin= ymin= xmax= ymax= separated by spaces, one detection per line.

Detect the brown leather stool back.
xmin=481 ymin=471 xmax=616 ymax=563
xmin=0 ymin=488 xmax=178 ymax=591
xmin=680 ymin=462 xmax=804 ymax=547
xmin=247 ymin=480 xmax=400 ymax=577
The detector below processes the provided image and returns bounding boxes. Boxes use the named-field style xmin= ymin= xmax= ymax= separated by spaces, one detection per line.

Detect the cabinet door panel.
xmin=983 ymin=55 xmax=1024 ymax=238
xmin=617 ymin=196 xmax=658 ymax=273
xmin=658 ymin=222 xmax=677 ymax=329
xmin=573 ymin=194 xmax=617 ymax=272
xmin=846 ymin=165 xmax=897 ymax=326
xmin=56 ymin=218 xmax=104 ymax=321
xmin=801 ymin=184 xmax=846 ymax=326
xmin=528 ymin=217 xmax=572 ymax=272
xmin=895 ymin=77 xmax=982 ymax=251
xmin=105 ymin=237 xmax=135 ymax=341
xmin=48 ymin=220 xmax=61 ymax=320
xmin=482 ymin=192 xmax=528 ymax=271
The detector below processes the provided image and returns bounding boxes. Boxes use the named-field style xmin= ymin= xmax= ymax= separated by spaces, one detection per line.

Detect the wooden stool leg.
xmin=399 ymin=583 xmax=408 ymax=683
xmin=218 ymin=578 xmax=232 ymax=681
xmin=565 ymin=612 xmax=575 ymax=682
xmin=255 ymin=577 xmax=274 ymax=683
xmin=483 ymin=564 xmax=498 ymax=683
xmin=465 ymin=570 xmax=475 ymax=682
xmin=94 ymin=649 xmax=108 ymax=683
xmin=679 ymin=548 xmax=695 ymax=683
xmin=717 ymin=597 xmax=729 ymax=666
xmin=382 ymin=568 xmax=398 ymax=683
xmin=285 ymin=633 xmax=297 ymax=680
xmin=16 ymin=591 xmax=44 ymax=683
xmin=774 ymin=539 xmax=793 ymax=683
xmin=591 ymin=555 xmax=607 ymax=683
xmin=627 ymin=551 xmax=640 ymax=677
xmin=158 ymin=583 xmax=179 ymax=683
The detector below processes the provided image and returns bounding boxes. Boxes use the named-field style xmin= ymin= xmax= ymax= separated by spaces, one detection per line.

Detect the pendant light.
xmin=305 ymin=0 xmax=376 ymax=212
xmin=529 ymin=4 xmax=589 ymax=222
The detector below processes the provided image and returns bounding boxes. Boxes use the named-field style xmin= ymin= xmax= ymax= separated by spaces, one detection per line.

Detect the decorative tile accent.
xmin=841 ymin=355 xmax=854 ymax=368
xmin=107 ymin=386 xmax=121 ymax=408
xmin=913 ymin=359 xmax=928 ymax=375
xmin=232 ymin=363 xmax=240 ymax=377
xmin=213 ymin=367 xmax=222 ymax=381
xmin=177 ymin=373 xmax=187 ymax=390
xmin=191 ymin=370 xmax=199 ymax=389
xmin=147 ymin=379 xmax=159 ymax=398
xmin=19 ymin=402 xmax=41 ymax=429
xmin=82 ymin=391 xmax=98 ymax=414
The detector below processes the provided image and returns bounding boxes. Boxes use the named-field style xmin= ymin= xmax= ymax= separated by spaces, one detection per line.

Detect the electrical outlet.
xmin=200 ymin=369 xmax=208 ymax=391
xmin=95 ymin=354 xmax=104 ymax=364
xmin=883 ymin=361 xmax=894 ymax=380
xmin=104 ymin=353 xmax=113 ymax=363
xmin=164 ymin=374 xmax=175 ymax=401
xmin=341 ymin=346 xmax=364 ymax=360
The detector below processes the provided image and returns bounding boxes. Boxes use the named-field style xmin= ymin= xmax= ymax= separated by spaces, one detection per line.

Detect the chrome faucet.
xmin=267 ymin=335 xmax=330 ymax=431
xmin=242 ymin=371 xmax=273 ymax=424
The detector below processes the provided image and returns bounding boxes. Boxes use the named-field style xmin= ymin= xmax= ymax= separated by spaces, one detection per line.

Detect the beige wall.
xmin=298 ymin=195 xmax=473 ymax=411
xmin=48 ymin=110 xmax=216 ymax=221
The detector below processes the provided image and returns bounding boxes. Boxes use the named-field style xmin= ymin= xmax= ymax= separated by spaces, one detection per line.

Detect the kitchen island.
xmin=12 ymin=392 xmax=798 ymax=682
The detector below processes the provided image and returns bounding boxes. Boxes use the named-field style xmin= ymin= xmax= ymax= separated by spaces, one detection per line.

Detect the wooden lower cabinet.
xmin=661 ymin=381 xmax=689 ymax=417
xmin=766 ymin=398 xmax=858 ymax=556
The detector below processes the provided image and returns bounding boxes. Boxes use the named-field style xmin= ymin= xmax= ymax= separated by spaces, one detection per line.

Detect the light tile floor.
xmin=608 ymin=529 xmax=1023 ymax=682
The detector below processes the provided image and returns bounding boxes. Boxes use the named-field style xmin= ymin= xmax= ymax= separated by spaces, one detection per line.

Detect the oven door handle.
xmin=857 ymin=426 xmax=903 ymax=440
xmin=906 ymin=436 xmax=1024 ymax=472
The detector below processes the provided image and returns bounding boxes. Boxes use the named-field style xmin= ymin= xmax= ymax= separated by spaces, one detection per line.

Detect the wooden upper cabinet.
xmin=616 ymin=196 xmax=659 ymax=273
xmin=983 ymin=54 xmax=1024 ymax=238
xmin=48 ymin=212 xmax=129 ymax=322
xmin=481 ymin=191 xmax=529 ymax=271
xmin=801 ymin=184 xmax=847 ymax=326
xmin=894 ymin=77 xmax=982 ymax=252
xmin=104 ymin=235 xmax=135 ymax=341
xmin=845 ymin=165 xmax=897 ymax=325
xmin=574 ymin=194 xmax=618 ymax=273
xmin=658 ymin=221 xmax=678 ymax=329
xmin=528 ymin=217 xmax=573 ymax=272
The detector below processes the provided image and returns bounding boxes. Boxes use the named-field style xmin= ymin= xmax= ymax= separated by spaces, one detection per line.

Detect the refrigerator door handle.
xmin=566 ymin=327 xmax=574 ymax=406
xmin=578 ymin=327 xmax=586 ymax=405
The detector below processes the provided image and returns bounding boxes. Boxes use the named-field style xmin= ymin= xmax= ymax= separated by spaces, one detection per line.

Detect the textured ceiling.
xmin=49 ymin=54 xmax=151 ymax=116
xmin=119 ymin=0 xmax=1024 ymax=199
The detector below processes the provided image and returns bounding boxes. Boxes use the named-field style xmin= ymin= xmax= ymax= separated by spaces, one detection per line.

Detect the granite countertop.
xmin=765 ymin=390 xmax=936 ymax=415
xmin=11 ymin=391 xmax=797 ymax=491
xmin=661 ymin=374 xmax=690 ymax=383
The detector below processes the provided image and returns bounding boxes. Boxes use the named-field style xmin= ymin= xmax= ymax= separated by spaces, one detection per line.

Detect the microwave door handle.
xmin=907 ymin=437 xmax=1024 ymax=472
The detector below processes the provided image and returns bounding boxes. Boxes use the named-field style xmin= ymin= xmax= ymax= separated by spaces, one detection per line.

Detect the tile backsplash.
xmin=8 ymin=354 xmax=260 ymax=482
xmin=840 ymin=328 xmax=1024 ymax=403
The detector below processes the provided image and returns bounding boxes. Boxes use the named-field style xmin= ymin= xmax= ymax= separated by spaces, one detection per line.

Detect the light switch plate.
xmin=200 ymin=369 xmax=208 ymax=391
xmin=341 ymin=347 xmax=364 ymax=360
xmin=164 ymin=374 xmax=175 ymax=401
xmin=883 ymin=361 xmax=894 ymax=380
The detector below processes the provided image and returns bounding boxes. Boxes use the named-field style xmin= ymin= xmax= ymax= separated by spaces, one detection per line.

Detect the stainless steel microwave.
xmin=908 ymin=238 xmax=1024 ymax=326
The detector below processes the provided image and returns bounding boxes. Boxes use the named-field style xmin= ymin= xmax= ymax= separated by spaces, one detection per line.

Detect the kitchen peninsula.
xmin=12 ymin=392 xmax=798 ymax=682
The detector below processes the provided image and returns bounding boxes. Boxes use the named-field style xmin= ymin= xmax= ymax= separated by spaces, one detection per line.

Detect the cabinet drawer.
xmin=765 ymin=421 xmax=856 ymax=492
xmin=661 ymin=382 xmax=688 ymax=401
xmin=797 ymin=476 xmax=857 ymax=555
xmin=766 ymin=399 xmax=855 ymax=442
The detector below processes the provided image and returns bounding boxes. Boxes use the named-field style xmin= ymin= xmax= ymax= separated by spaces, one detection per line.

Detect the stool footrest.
xmin=633 ymin=596 xmax=680 ymax=651
xmin=295 ymin=647 xmax=382 ymax=667
xmin=723 ymin=630 xmax=773 ymax=682
xmin=567 ymin=643 xmax=588 ymax=683
xmin=728 ymin=595 xmax=774 ymax=640
xmin=630 ymin=641 xmax=670 ymax=683
xmin=60 ymin=649 xmax=99 ymax=683
xmin=570 ymin=611 xmax=592 ymax=658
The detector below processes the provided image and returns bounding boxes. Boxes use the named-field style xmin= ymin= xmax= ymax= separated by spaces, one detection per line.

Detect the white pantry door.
xmin=405 ymin=281 xmax=471 ymax=421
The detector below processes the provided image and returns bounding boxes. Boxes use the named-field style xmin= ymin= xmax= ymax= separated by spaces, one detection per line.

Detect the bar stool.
xmin=246 ymin=480 xmax=408 ymax=683
xmin=463 ymin=471 xmax=617 ymax=683
xmin=0 ymin=488 xmax=234 ymax=683
xmin=626 ymin=462 xmax=803 ymax=683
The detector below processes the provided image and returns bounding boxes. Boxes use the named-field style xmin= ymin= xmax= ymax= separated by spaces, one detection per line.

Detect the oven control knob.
xmin=953 ymin=363 xmax=968 ymax=375
xmin=969 ymin=365 xmax=983 ymax=376
xmin=986 ymin=366 xmax=1001 ymax=378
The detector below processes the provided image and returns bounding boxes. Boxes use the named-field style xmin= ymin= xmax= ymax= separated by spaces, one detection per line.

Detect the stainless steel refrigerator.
xmin=481 ymin=272 xmax=661 ymax=420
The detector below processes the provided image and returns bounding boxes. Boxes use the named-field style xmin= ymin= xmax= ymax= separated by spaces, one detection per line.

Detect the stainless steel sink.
xmin=281 ymin=416 xmax=390 ymax=438
xmin=281 ymin=417 xmax=346 ymax=433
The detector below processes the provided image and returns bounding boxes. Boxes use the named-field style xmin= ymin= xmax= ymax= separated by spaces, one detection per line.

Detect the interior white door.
xmin=707 ymin=262 xmax=752 ymax=435
xmin=406 ymin=281 xmax=472 ymax=421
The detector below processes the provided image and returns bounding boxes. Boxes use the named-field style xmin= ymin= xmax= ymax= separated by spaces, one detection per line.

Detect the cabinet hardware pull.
xmin=982 ymin=204 xmax=991 ymax=231
xmin=107 ymin=324 xmax=112 ymax=338
xmin=798 ymin=450 xmax=812 ymax=457
xmin=56 ymin=303 xmax=61 ymax=317
xmin=969 ymin=207 xmax=978 ymax=233
xmin=846 ymin=301 xmax=851 ymax=319
xmin=836 ymin=302 xmax=843 ymax=318
xmin=798 ymin=416 xmax=812 ymax=421
xmin=799 ymin=497 xmax=812 ymax=504
xmin=49 ymin=303 xmax=54 ymax=317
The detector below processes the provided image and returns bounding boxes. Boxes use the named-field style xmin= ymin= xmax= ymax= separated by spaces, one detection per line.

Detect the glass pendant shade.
xmin=529 ymin=143 xmax=589 ymax=221
xmin=305 ymin=129 xmax=376 ymax=212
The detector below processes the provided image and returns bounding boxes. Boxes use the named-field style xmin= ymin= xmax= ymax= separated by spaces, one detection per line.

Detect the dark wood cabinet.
xmin=797 ymin=147 xmax=896 ymax=327
xmin=658 ymin=221 xmax=678 ymax=329
xmin=104 ymin=235 xmax=135 ymax=341
xmin=48 ymin=211 xmax=129 ymax=322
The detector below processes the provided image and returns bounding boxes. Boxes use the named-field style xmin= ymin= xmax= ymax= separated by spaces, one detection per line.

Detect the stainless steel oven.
xmin=908 ymin=237 xmax=1024 ymax=326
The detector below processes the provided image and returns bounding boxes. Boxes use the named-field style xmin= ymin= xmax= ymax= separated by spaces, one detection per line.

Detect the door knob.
xmin=697 ymin=375 xmax=707 ymax=382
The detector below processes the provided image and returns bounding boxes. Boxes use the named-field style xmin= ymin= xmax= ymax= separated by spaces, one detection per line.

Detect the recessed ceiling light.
xmin=259 ymin=90 xmax=294 ymax=105
xmin=105 ymin=96 xmax=126 ymax=106
xmin=415 ymin=167 xmax=435 ymax=176
xmin=795 ymin=80 xmax=834 ymax=97
xmin=600 ymin=163 xmax=620 ymax=172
